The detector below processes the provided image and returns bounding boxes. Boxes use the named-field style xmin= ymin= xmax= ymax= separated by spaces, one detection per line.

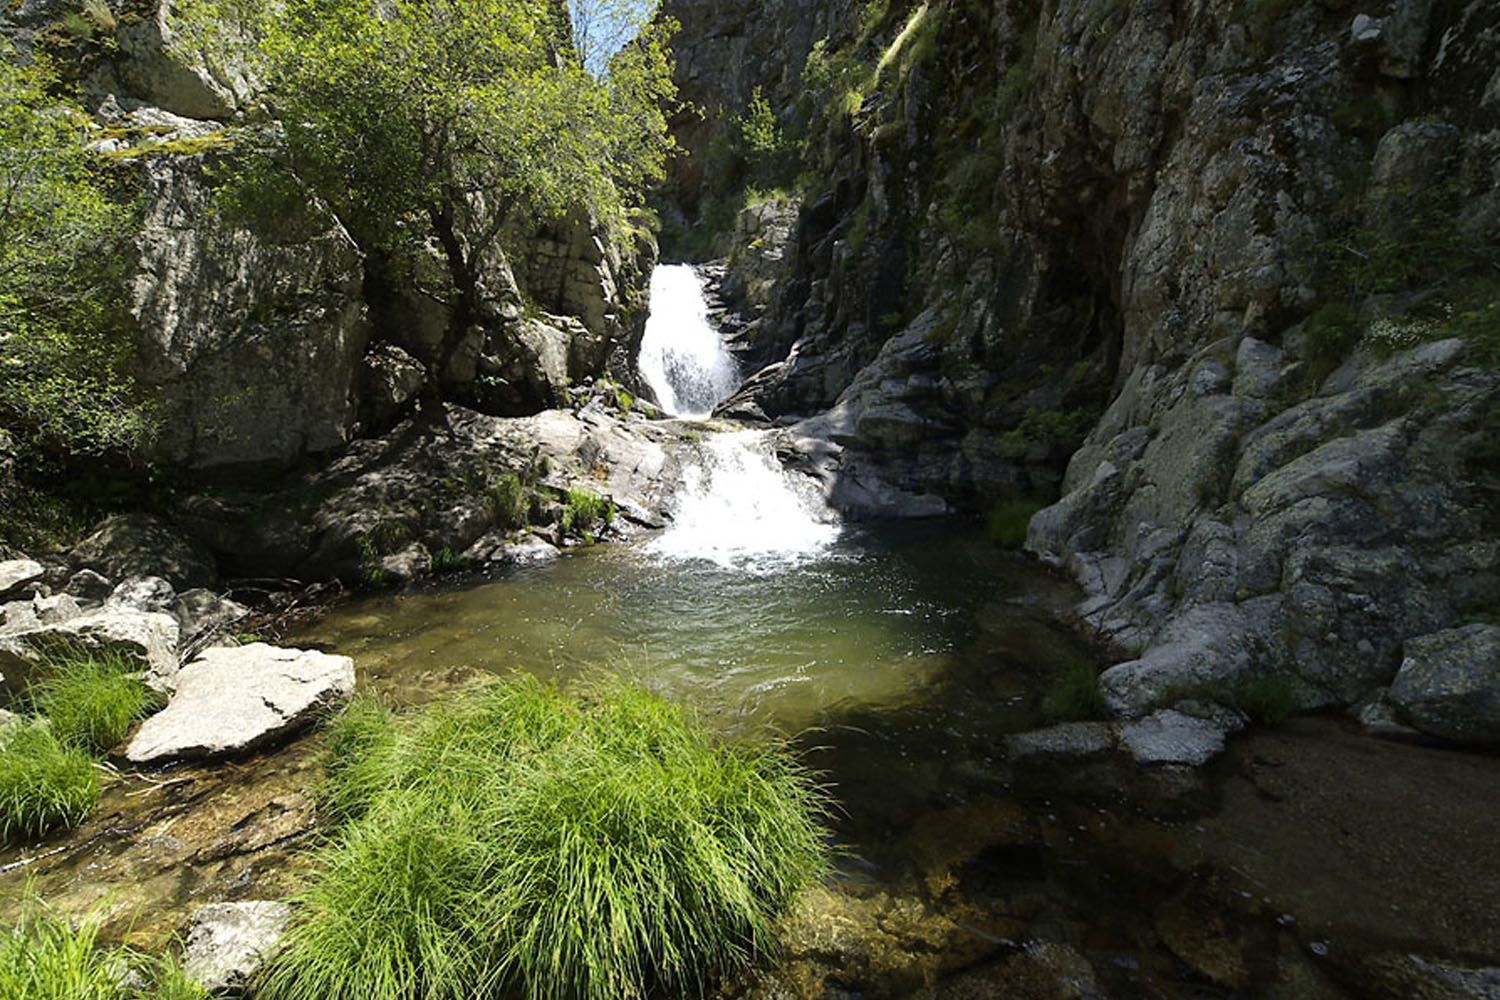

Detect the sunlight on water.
xmin=638 ymin=264 xmax=740 ymax=418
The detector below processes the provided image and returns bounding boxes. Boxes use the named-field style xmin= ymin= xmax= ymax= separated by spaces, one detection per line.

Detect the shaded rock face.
xmin=70 ymin=513 xmax=217 ymax=590
xmin=173 ymin=403 xmax=692 ymax=584
xmin=125 ymin=644 xmax=354 ymax=764
xmin=678 ymin=0 xmax=1500 ymax=722
xmin=1389 ymin=625 xmax=1500 ymax=745
xmin=130 ymin=155 xmax=372 ymax=470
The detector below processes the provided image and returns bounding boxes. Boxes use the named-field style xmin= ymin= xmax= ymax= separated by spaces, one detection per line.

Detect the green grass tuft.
xmin=1236 ymin=676 xmax=1298 ymax=728
xmin=0 ymin=902 xmax=209 ymax=1000
xmin=32 ymin=648 xmax=161 ymax=754
xmin=1045 ymin=659 xmax=1108 ymax=722
xmin=987 ymin=500 xmax=1043 ymax=549
xmin=0 ymin=724 xmax=100 ymax=843
xmin=259 ymin=678 xmax=830 ymax=1000
xmin=560 ymin=488 xmax=614 ymax=544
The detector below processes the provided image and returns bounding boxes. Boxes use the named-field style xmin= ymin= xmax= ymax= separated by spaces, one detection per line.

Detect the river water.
xmin=4 ymin=266 xmax=1498 ymax=997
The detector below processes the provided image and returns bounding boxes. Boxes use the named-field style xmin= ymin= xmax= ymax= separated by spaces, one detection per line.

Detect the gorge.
xmin=2 ymin=0 xmax=1499 ymax=997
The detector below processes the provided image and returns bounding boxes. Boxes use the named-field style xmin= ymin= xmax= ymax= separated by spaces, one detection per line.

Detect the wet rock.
xmin=927 ymin=942 xmax=1102 ymax=1000
xmin=0 ymin=559 xmax=43 ymax=601
xmin=1388 ymin=625 xmax=1500 ymax=745
xmin=1155 ymin=895 xmax=1251 ymax=989
xmin=71 ymin=514 xmax=217 ymax=590
xmin=107 ymin=576 xmax=177 ymax=614
xmin=125 ymin=644 xmax=354 ymax=764
xmin=1001 ymin=722 xmax=1117 ymax=763
xmin=464 ymin=532 xmax=562 ymax=567
xmin=1345 ymin=952 xmax=1500 ymax=1000
xmin=0 ymin=608 xmax=180 ymax=694
xmin=181 ymin=901 xmax=291 ymax=996
xmin=1117 ymin=710 xmax=1230 ymax=767
xmin=66 ymin=569 xmax=115 ymax=603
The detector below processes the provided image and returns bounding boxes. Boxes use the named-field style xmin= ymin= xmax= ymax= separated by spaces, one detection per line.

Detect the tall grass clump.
xmin=0 ymin=899 xmax=208 ymax=1000
xmin=987 ymin=499 xmax=1044 ymax=549
xmin=0 ymin=724 xmax=100 ymax=843
xmin=1044 ymin=659 xmax=1108 ymax=721
xmin=259 ymin=677 xmax=830 ymax=1000
xmin=32 ymin=648 xmax=162 ymax=754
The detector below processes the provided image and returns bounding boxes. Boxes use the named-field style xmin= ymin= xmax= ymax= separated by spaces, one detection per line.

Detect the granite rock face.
xmin=675 ymin=0 xmax=1500 ymax=724
xmin=125 ymin=644 xmax=354 ymax=764
xmin=1389 ymin=625 xmax=1500 ymax=745
xmin=70 ymin=514 xmax=218 ymax=590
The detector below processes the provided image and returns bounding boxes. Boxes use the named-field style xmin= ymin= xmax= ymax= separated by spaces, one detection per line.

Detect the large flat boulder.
xmin=1389 ymin=625 xmax=1500 ymax=745
xmin=125 ymin=644 xmax=354 ymax=764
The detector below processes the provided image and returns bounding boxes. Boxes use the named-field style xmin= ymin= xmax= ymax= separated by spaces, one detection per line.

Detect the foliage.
xmin=997 ymin=408 xmax=1093 ymax=458
xmin=0 ymin=903 xmax=208 ymax=1000
xmin=32 ymin=647 xmax=162 ymax=754
xmin=0 ymin=48 xmax=152 ymax=475
xmin=561 ymin=487 xmax=613 ymax=543
xmin=258 ymin=678 xmax=830 ymax=1000
xmin=1301 ymin=302 xmax=1361 ymax=383
xmin=180 ymin=0 xmax=677 ymax=381
xmin=0 ymin=723 xmax=100 ymax=843
xmin=1236 ymin=676 xmax=1297 ymax=728
xmin=987 ymin=500 xmax=1042 ymax=549
xmin=1045 ymin=659 xmax=1107 ymax=722
xmin=490 ymin=472 xmax=530 ymax=531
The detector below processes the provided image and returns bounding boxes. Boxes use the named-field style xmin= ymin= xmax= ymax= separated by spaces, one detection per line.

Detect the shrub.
xmin=259 ymin=678 xmax=830 ymax=1000
xmin=32 ymin=648 xmax=161 ymax=754
xmin=987 ymin=500 xmax=1043 ymax=549
xmin=0 ymin=724 xmax=100 ymax=843
xmin=1045 ymin=659 xmax=1108 ymax=722
xmin=560 ymin=488 xmax=613 ymax=543
xmin=1302 ymin=302 xmax=1361 ymax=383
xmin=1236 ymin=676 xmax=1298 ymax=728
xmin=0 ymin=903 xmax=208 ymax=1000
xmin=489 ymin=471 xmax=528 ymax=530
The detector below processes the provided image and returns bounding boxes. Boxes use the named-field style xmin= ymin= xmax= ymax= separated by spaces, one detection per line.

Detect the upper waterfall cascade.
xmin=638 ymin=264 xmax=741 ymax=419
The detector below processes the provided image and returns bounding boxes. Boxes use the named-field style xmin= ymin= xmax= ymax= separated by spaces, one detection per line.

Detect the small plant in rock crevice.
xmin=1045 ymin=659 xmax=1108 ymax=722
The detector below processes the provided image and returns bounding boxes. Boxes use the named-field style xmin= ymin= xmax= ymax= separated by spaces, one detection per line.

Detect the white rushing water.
xmin=648 ymin=430 xmax=841 ymax=571
xmin=638 ymin=264 xmax=741 ymax=419
xmin=638 ymin=265 xmax=839 ymax=569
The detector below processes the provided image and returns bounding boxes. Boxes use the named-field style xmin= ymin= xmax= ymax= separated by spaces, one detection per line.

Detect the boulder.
xmin=65 ymin=569 xmax=115 ymax=602
xmin=107 ymin=576 xmax=177 ymax=614
xmin=125 ymin=644 xmax=354 ymax=764
xmin=0 ymin=559 xmax=43 ymax=601
xmin=1389 ymin=625 xmax=1500 ymax=745
xmin=71 ymin=514 xmax=217 ymax=590
xmin=182 ymin=901 xmax=291 ymax=996
xmin=173 ymin=589 xmax=250 ymax=644
xmin=0 ymin=608 xmax=180 ymax=694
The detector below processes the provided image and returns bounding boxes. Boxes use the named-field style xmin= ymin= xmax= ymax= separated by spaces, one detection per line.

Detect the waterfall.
xmin=638 ymin=264 xmax=741 ymax=419
xmin=637 ymin=266 xmax=840 ymax=569
xmin=648 ymin=430 xmax=841 ymax=571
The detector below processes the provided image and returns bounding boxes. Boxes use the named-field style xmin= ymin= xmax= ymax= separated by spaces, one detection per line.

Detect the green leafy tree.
xmin=0 ymin=49 xmax=150 ymax=470
xmin=199 ymin=0 xmax=677 ymax=399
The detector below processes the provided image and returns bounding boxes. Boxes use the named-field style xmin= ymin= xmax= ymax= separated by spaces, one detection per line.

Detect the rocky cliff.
xmin=5 ymin=0 xmax=655 ymax=473
xmin=667 ymin=0 xmax=1500 ymax=739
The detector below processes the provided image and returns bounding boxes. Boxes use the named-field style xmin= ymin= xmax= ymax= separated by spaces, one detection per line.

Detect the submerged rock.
xmin=1389 ymin=625 xmax=1500 ymax=745
xmin=125 ymin=644 xmax=353 ymax=764
xmin=1118 ymin=710 xmax=1230 ymax=767
xmin=182 ymin=901 xmax=292 ymax=997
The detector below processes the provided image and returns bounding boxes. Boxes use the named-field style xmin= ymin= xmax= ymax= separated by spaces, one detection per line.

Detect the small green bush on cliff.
xmin=0 ymin=903 xmax=208 ymax=1000
xmin=987 ymin=500 xmax=1043 ymax=549
xmin=259 ymin=678 xmax=830 ymax=1000
xmin=0 ymin=724 xmax=100 ymax=843
xmin=561 ymin=487 xmax=613 ymax=543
